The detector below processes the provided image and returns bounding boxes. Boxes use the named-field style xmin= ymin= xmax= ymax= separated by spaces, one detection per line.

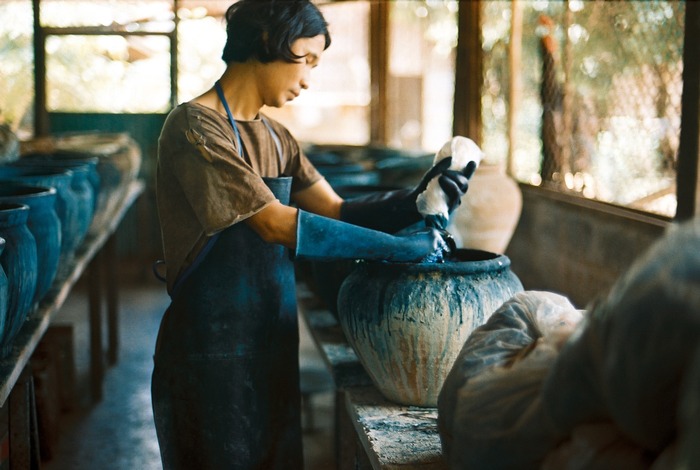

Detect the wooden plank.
xmin=453 ymin=0 xmax=483 ymax=143
xmin=0 ymin=181 xmax=145 ymax=406
xmin=343 ymin=387 xmax=447 ymax=470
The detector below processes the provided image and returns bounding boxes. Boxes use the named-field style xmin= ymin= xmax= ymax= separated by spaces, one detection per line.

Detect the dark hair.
xmin=222 ymin=0 xmax=331 ymax=64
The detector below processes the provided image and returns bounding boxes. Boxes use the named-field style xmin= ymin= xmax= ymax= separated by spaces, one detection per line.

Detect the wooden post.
xmin=105 ymin=235 xmax=119 ymax=366
xmin=676 ymin=0 xmax=700 ymax=221
xmin=369 ymin=1 xmax=389 ymax=145
xmin=508 ymin=0 xmax=523 ymax=177
xmin=32 ymin=0 xmax=49 ymax=136
xmin=89 ymin=250 xmax=104 ymax=402
xmin=454 ymin=0 xmax=483 ymax=144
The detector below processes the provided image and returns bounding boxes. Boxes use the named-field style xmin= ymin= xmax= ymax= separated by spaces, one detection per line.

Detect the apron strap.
xmin=262 ymin=117 xmax=285 ymax=169
xmin=215 ymin=80 xmax=244 ymax=159
xmin=215 ymin=80 xmax=285 ymax=169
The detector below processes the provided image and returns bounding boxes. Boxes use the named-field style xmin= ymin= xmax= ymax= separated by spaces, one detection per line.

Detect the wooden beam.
xmin=676 ymin=0 xmax=700 ymax=221
xmin=508 ymin=0 xmax=523 ymax=176
xmin=32 ymin=0 xmax=49 ymax=136
xmin=369 ymin=1 xmax=389 ymax=145
xmin=453 ymin=0 xmax=482 ymax=144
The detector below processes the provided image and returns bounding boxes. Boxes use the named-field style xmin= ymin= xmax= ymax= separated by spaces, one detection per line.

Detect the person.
xmin=151 ymin=1 xmax=473 ymax=468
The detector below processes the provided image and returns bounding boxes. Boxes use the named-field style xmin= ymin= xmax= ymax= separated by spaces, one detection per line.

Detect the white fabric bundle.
xmin=437 ymin=291 xmax=583 ymax=468
xmin=416 ymin=136 xmax=483 ymax=229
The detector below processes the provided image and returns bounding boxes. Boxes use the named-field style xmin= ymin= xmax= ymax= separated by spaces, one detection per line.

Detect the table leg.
xmin=88 ymin=250 xmax=103 ymax=402
xmin=105 ymin=235 xmax=119 ymax=366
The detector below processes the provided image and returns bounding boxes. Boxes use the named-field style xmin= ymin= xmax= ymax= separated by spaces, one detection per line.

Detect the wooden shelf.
xmin=0 ymin=180 xmax=145 ymax=405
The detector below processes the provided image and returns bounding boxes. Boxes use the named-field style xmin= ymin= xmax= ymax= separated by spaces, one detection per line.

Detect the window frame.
xmin=32 ymin=0 xmax=179 ymax=134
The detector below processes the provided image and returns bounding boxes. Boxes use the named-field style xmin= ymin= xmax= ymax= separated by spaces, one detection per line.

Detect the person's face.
xmin=259 ymin=34 xmax=325 ymax=108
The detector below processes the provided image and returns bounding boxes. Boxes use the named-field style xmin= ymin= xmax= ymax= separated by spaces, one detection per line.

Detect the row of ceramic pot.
xmin=0 ymin=135 xmax=142 ymax=358
xmin=0 ymin=157 xmax=99 ymax=359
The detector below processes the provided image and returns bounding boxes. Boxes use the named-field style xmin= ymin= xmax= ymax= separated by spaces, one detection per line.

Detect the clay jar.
xmin=0 ymin=203 xmax=37 ymax=357
xmin=0 ymin=185 xmax=60 ymax=306
xmin=13 ymin=154 xmax=100 ymax=227
xmin=11 ymin=161 xmax=95 ymax=247
xmin=0 ymin=166 xmax=80 ymax=263
xmin=21 ymin=132 xmax=142 ymax=233
xmin=448 ymin=163 xmax=522 ymax=254
xmin=337 ymin=249 xmax=523 ymax=407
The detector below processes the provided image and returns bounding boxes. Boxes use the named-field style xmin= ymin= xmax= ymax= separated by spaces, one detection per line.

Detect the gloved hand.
xmin=340 ymin=157 xmax=472 ymax=234
xmin=295 ymin=210 xmax=449 ymax=263
xmin=416 ymin=136 xmax=482 ymax=229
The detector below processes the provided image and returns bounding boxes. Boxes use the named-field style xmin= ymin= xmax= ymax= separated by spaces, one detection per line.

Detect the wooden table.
xmin=297 ymin=281 xmax=448 ymax=470
xmin=0 ymin=180 xmax=144 ymax=468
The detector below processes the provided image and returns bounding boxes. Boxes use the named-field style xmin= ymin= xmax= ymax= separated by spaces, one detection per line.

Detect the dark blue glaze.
xmin=337 ymin=248 xmax=524 ymax=406
xmin=15 ymin=153 xmax=101 ymax=212
xmin=0 ymin=185 xmax=61 ymax=305
xmin=0 ymin=203 xmax=37 ymax=357
xmin=0 ymin=166 xmax=81 ymax=262
xmin=9 ymin=162 xmax=94 ymax=247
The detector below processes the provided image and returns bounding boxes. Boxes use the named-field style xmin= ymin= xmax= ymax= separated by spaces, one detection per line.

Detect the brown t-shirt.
xmin=156 ymin=102 xmax=322 ymax=291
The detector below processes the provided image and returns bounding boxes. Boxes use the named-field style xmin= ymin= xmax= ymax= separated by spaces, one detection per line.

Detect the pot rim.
xmin=358 ymin=248 xmax=512 ymax=275
xmin=0 ymin=184 xmax=56 ymax=199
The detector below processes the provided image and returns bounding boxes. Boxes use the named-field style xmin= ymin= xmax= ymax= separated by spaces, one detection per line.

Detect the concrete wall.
xmin=505 ymin=185 xmax=670 ymax=309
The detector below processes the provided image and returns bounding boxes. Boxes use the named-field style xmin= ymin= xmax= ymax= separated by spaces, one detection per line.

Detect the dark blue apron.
xmin=151 ymin=82 xmax=302 ymax=469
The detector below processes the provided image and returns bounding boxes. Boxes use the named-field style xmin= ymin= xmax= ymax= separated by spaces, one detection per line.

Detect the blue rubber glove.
xmin=295 ymin=210 xmax=449 ymax=263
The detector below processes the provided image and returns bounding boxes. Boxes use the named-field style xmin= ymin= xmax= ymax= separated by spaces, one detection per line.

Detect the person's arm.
xmin=244 ymin=180 xmax=449 ymax=263
xmin=244 ymin=178 xmax=342 ymax=248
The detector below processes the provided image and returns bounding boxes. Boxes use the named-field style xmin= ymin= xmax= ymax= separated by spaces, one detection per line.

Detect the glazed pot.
xmin=374 ymin=153 xmax=434 ymax=188
xmin=337 ymin=249 xmax=523 ymax=407
xmin=0 ymin=203 xmax=38 ymax=357
xmin=15 ymin=152 xmax=101 ymax=212
xmin=0 ymin=185 xmax=60 ymax=305
xmin=318 ymin=163 xmax=381 ymax=189
xmin=20 ymin=132 xmax=142 ymax=232
xmin=11 ymin=162 xmax=95 ymax=247
xmin=0 ymin=166 xmax=81 ymax=262
xmin=0 ymin=238 xmax=7 ymax=351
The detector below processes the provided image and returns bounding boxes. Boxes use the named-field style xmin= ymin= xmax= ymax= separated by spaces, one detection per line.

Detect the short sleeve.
xmin=160 ymin=104 xmax=277 ymax=235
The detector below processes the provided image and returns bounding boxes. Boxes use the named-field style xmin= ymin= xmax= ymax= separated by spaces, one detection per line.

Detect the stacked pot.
xmin=0 ymin=132 xmax=141 ymax=358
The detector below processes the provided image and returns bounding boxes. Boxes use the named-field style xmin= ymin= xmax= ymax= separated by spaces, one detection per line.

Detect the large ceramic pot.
xmin=10 ymin=161 xmax=94 ymax=249
xmin=0 ymin=185 xmax=60 ymax=305
xmin=15 ymin=152 xmax=101 ymax=212
xmin=317 ymin=163 xmax=381 ymax=189
xmin=337 ymin=249 xmax=523 ymax=407
xmin=448 ymin=163 xmax=523 ymax=254
xmin=0 ymin=238 xmax=7 ymax=351
xmin=0 ymin=203 xmax=38 ymax=357
xmin=20 ymin=132 xmax=142 ymax=233
xmin=0 ymin=166 xmax=80 ymax=262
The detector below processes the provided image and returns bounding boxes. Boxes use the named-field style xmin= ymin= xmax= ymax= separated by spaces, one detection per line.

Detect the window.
xmin=482 ymin=0 xmax=683 ymax=217
xmin=0 ymin=0 xmax=34 ymax=140
xmin=387 ymin=0 xmax=458 ymax=151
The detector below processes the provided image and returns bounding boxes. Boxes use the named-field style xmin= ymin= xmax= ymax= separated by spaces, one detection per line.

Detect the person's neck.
xmin=194 ymin=64 xmax=262 ymax=121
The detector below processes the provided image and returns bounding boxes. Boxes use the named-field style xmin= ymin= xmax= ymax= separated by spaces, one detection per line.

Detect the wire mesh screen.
xmin=482 ymin=0 xmax=684 ymax=217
